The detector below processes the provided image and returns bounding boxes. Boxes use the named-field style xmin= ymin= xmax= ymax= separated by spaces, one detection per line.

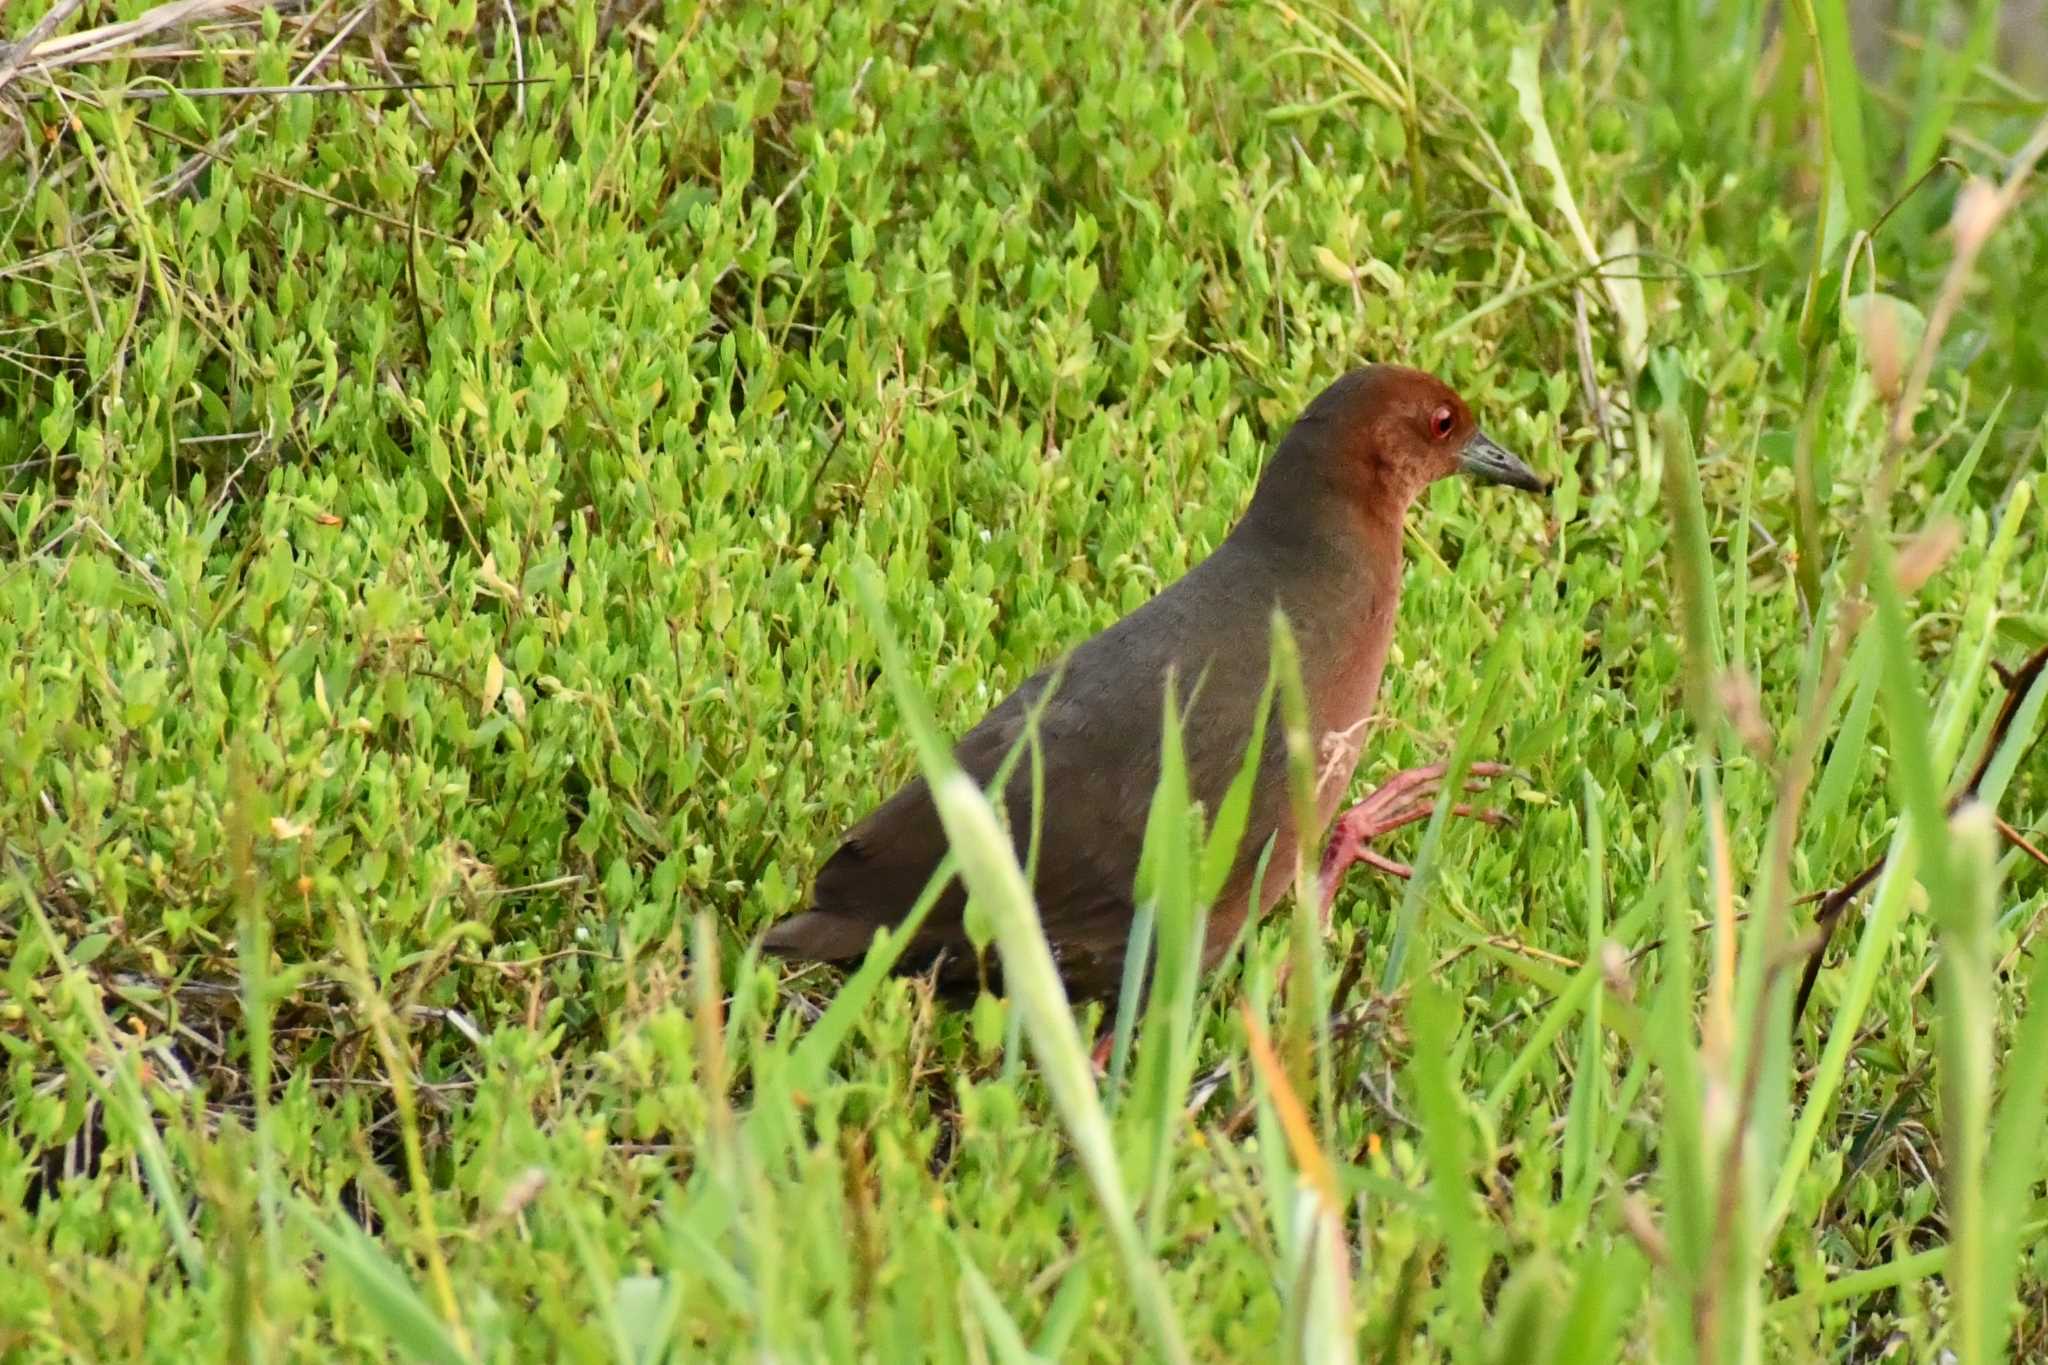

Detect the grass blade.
xmin=1411 ymin=981 xmax=1486 ymax=1342
xmin=292 ymin=1201 xmax=467 ymax=1364
xmin=846 ymin=560 xmax=1192 ymax=1365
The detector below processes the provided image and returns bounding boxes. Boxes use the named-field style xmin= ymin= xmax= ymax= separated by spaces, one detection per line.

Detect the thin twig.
xmin=3 ymin=0 xmax=251 ymax=76
xmin=125 ymin=111 xmax=459 ymax=242
xmin=99 ymin=74 xmax=571 ymax=100
xmin=0 ymin=0 xmax=89 ymax=96
xmin=1993 ymin=816 xmax=2048 ymax=873
xmin=1792 ymin=644 xmax=2048 ymax=1032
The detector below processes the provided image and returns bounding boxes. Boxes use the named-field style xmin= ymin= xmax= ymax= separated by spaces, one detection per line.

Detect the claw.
xmin=1315 ymin=763 xmax=1515 ymax=919
xmin=1356 ymin=848 xmax=1413 ymax=879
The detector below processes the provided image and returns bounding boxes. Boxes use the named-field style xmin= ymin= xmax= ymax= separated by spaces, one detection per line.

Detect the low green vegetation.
xmin=2 ymin=0 xmax=2045 ymax=1359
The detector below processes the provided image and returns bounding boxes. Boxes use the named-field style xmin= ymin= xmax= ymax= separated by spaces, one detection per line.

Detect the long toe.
xmin=1343 ymin=763 xmax=1449 ymax=823
xmin=1350 ymin=800 xmax=1434 ymax=842
xmin=1319 ymin=767 xmax=1518 ymax=911
xmin=1358 ymin=849 xmax=1414 ymax=878
xmin=1339 ymin=760 xmax=1508 ymax=832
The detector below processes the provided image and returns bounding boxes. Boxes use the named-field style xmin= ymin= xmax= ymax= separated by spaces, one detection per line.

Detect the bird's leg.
xmin=1315 ymin=762 xmax=1512 ymax=921
xmin=1268 ymin=765 xmax=1510 ymax=1001
xmin=1098 ymin=764 xmax=1513 ymax=1068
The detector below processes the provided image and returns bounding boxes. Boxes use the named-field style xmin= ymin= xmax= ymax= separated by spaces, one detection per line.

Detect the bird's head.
xmin=1299 ymin=365 xmax=1550 ymax=509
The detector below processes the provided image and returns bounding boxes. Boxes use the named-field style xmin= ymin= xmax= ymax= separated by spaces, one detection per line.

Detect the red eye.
xmin=1430 ymin=406 xmax=1456 ymax=440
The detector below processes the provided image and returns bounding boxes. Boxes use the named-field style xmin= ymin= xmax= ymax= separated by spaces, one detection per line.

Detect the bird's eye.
xmin=1430 ymin=406 xmax=1456 ymax=440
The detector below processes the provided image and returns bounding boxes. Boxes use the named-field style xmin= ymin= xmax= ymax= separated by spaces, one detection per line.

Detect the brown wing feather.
xmin=765 ymin=541 xmax=1312 ymax=1004
xmin=766 ymin=668 xmax=1155 ymax=998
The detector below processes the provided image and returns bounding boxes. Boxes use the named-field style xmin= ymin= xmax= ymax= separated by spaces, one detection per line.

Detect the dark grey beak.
xmin=1459 ymin=430 xmax=1550 ymax=494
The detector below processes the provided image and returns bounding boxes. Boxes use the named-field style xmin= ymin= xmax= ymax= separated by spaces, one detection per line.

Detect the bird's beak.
xmin=1459 ymin=430 xmax=1550 ymax=494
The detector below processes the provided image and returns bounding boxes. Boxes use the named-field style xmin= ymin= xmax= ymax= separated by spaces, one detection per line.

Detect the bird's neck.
xmin=1235 ymin=436 xmax=1412 ymax=602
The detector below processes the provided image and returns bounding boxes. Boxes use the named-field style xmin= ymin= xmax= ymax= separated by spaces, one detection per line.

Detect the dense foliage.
xmin=2 ymin=0 xmax=2044 ymax=1358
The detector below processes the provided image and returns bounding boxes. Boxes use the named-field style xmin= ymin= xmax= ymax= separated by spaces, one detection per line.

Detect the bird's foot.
xmin=1315 ymin=761 xmax=1512 ymax=918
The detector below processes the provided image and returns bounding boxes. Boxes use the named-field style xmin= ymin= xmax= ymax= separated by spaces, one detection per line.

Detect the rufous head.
xmin=1291 ymin=365 xmax=1549 ymax=509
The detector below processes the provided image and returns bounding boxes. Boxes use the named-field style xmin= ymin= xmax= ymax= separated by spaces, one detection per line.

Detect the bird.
xmin=764 ymin=364 xmax=1548 ymax=1006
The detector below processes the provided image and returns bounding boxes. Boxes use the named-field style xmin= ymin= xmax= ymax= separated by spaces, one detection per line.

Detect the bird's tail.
xmin=758 ymin=908 xmax=883 ymax=962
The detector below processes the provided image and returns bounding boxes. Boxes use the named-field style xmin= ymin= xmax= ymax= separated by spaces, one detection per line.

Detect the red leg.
xmin=1323 ymin=802 xmax=1506 ymax=884
xmin=1316 ymin=763 xmax=1512 ymax=919
xmin=1263 ymin=764 xmax=1509 ymax=999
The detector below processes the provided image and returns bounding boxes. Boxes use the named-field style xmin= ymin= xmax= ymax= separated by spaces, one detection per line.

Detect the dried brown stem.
xmin=1790 ymin=643 xmax=2048 ymax=1034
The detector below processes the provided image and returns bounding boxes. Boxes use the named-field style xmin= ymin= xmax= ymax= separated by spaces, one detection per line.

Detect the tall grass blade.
xmin=1937 ymin=807 xmax=1998 ymax=1365
xmin=1380 ymin=616 xmax=1521 ymax=994
xmin=1904 ymin=0 xmax=2002 ymax=178
xmin=1804 ymin=0 xmax=1870 ymax=225
xmin=847 ymin=561 xmax=1191 ymax=1365
xmin=1976 ymin=907 xmax=2048 ymax=1360
xmin=291 ymin=1201 xmax=467 ymax=1364
xmin=1561 ymin=774 xmax=1609 ymax=1205
xmin=1412 ymin=981 xmax=1487 ymax=1343
xmin=957 ymin=1245 xmax=1052 ymax=1365
xmin=1131 ymin=682 xmax=1209 ymax=1223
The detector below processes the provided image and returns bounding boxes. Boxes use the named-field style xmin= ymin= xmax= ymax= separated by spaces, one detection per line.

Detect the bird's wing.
xmin=770 ymin=665 xmax=1155 ymax=978
xmin=763 ymin=769 xmax=959 ymax=961
xmin=770 ymin=565 xmax=1291 ymax=1000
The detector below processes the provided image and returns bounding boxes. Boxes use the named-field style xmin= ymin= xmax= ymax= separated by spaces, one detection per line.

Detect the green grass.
xmin=3 ymin=0 xmax=2047 ymax=1359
